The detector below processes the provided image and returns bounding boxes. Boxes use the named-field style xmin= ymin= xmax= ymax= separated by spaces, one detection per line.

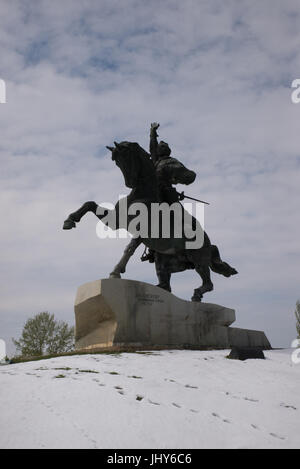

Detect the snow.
xmin=0 ymin=349 xmax=299 ymax=449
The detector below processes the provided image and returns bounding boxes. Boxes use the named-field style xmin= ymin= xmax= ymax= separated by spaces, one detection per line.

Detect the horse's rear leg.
xmin=156 ymin=270 xmax=171 ymax=292
xmin=63 ymin=201 xmax=98 ymax=230
xmin=110 ymin=238 xmax=142 ymax=278
xmin=155 ymin=254 xmax=172 ymax=292
xmin=192 ymin=265 xmax=213 ymax=302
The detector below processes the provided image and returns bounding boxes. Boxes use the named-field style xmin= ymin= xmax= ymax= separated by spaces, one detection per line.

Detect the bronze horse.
xmin=63 ymin=141 xmax=237 ymax=300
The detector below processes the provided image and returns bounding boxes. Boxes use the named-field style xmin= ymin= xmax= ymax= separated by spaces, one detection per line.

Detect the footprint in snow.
xmin=148 ymin=399 xmax=160 ymax=406
xmin=280 ymin=403 xmax=297 ymax=410
xmin=37 ymin=396 xmax=99 ymax=449
xmin=270 ymin=433 xmax=286 ymax=441
xmin=244 ymin=397 xmax=259 ymax=403
xmin=212 ymin=412 xmax=231 ymax=424
xmin=224 ymin=392 xmax=258 ymax=403
xmin=250 ymin=423 xmax=285 ymax=440
xmin=224 ymin=391 xmax=239 ymax=400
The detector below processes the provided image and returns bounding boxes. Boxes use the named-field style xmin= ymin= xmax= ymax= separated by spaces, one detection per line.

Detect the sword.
xmin=181 ymin=193 xmax=210 ymax=205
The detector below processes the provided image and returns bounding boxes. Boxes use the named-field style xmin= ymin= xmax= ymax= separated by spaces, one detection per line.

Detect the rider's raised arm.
xmin=149 ymin=122 xmax=159 ymax=164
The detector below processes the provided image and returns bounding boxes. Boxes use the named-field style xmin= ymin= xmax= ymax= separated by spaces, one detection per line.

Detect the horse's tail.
xmin=210 ymin=245 xmax=238 ymax=277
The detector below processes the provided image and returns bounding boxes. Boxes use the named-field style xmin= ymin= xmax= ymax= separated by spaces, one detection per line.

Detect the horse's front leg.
xmin=63 ymin=201 xmax=99 ymax=230
xmin=110 ymin=237 xmax=142 ymax=278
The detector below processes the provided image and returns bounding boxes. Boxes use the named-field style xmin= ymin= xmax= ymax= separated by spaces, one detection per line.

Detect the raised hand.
xmin=151 ymin=122 xmax=160 ymax=131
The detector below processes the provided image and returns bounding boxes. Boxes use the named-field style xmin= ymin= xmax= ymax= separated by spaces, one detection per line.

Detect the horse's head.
xmin=159 ymin=157 xmax=196 ymax=186
xmin=106 ymin=141 xmax=155 ymax=189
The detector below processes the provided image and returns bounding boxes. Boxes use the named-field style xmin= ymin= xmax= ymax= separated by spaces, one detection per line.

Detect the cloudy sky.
xmin=0 ymin=0 xmax=299 ymax=354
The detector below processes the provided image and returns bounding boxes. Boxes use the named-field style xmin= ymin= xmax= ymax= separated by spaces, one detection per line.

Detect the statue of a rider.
xmin=141 ymin=123 xmax=196 ymax=286
xmin=109 ymin=122 xmax=198 ymax=291
xmin=64 ymin=122 xmax=237 ymax=300
xmin=134 ymin=122 xmax=196 ymax=291
xmin=149 ymin=122 xmax=192 ymax=203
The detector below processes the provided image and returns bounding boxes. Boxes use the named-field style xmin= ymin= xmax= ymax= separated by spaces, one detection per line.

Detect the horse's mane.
xmin=119 ymin=141 xmax=156 ymax=175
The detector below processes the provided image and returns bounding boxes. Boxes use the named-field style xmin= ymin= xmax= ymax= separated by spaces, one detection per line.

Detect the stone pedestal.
xmin=74 ymin=278 xmax=271 ymax=351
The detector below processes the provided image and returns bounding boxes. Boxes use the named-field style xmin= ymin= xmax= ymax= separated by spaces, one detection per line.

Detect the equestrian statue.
xmin=63 ymin=123 xmax=237 ymax=301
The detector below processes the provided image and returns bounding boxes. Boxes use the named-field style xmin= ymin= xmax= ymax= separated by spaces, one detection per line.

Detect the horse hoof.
xmin=63 ymin=219 xmax=76 ymax=230
xmin=156 ymin=284 xmax=171 ymax=292
xmin=191 ymin=294 xmax=202 ymax=302
xmin=109 ymin=273 xmax=121 ymax=279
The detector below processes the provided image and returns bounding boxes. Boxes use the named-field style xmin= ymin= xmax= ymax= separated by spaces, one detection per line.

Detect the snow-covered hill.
xmin=0 ymin=349 xmax=299 ymax=449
